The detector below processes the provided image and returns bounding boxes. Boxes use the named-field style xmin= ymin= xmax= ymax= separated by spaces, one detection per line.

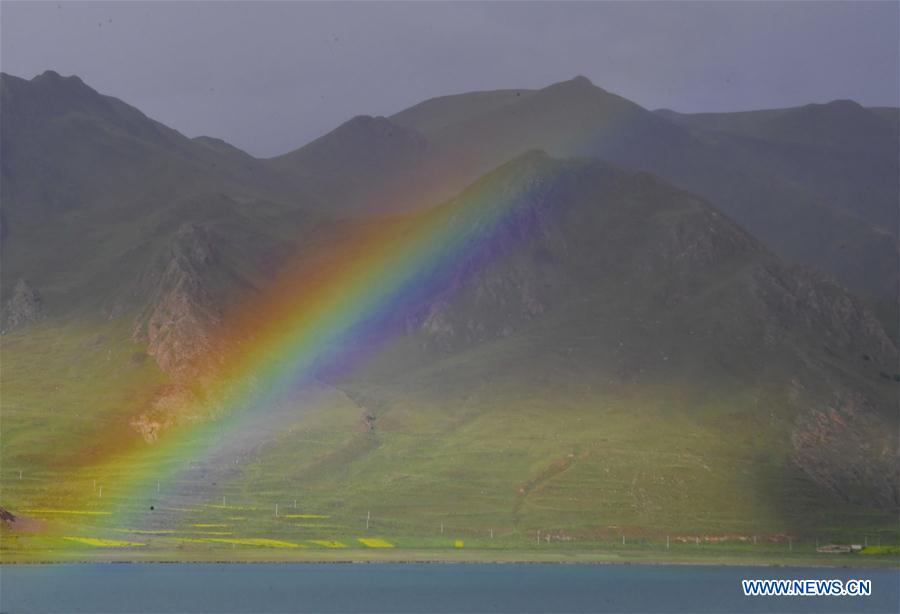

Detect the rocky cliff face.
xmin=791 ymin=391 xmax=899 ymax=510
xmin=3 ymin=279 xmax=43 ymax=332
xmin=755 ymin=264 xmax=897 ymax=365
xmin=124 ymin=223 xmax=228 ymax=441
xmin=132 ymin=223 xmax=223 ymax=381
xmin=420 ymin=261 xmax=550 ymax=351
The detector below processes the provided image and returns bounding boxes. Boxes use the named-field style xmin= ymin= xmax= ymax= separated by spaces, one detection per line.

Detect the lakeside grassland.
xmin=2 ymin=540 xmax=899 ymax=567
xmin=3 ymin=470 xmax=898 ymax=567
xmin=2 ymin=317 xmax=899 ymax=567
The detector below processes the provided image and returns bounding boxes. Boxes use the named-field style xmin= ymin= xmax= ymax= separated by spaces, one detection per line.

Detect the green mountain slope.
xmin=221 ymin=153 xmax=899 ymax=540
xmin=341 ymin=153 xmax=899 ymax=521
xmin=1 ymin=74 xmax=898 ymax=557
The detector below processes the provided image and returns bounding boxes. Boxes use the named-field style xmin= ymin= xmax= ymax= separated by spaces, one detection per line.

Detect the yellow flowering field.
xmin=63 ymin=537 xmax=145 ymax=548
xmin=357 ymin=537 xmax=394 ymax=548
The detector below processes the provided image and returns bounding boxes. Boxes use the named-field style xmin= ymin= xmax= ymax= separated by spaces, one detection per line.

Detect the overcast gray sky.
xmin=2 ymin=1 xmax=898 ymax=157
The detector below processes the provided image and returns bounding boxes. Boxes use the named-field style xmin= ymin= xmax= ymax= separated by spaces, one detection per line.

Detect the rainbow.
xmin=48 ymin=154 xmax=575 ymax=527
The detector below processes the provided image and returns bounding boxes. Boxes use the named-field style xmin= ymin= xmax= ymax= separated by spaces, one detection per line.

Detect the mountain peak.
xmin=33 ymin=69 xmax=65 ymax=81
xmin=799 ymin=99 xmax=866 ymax=118
xmin=824 ymin=98 xmax=863 ymax=110
xmin=1 ymin=69 xmax=103 ymax=117
xmin=547 ymin=75 xmax=598 ymax=92
xmin=540 ymin=74 xmax=616 ymax=100
xmin=3 ymin=69 xmax=101 ymax=108
xmin=569 ymin=75 xmax=594 ymax=87
xmin=31 ymin=69 xmax=89 ymax=90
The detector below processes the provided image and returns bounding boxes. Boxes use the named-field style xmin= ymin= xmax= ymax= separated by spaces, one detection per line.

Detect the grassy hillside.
xmin=2 ymin=321 xmax=897 ymax=562
xmin=3 ymin=156 xmax=897 ymax=563
xmin=1 ymin=74 xmax=897 ymax=564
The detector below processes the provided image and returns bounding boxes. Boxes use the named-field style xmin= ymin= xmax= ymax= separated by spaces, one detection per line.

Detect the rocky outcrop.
xmin=421 ymin=264 xmax=549 ymax=351
xmin=755 ymin=264 xmax=897 ymax=364
xmin=791 ymin=392 xmax=900 ymax=510
xmin=3 ymin=279 xmax=43 ymax=332
xmin=126 ymin=219 xmax=275 ymax=441
xmin=132 ymin=223 xmax=223 ymax=382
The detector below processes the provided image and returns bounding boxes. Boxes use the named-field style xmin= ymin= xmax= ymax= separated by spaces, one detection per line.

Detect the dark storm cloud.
xmin=2 ymin=1 xmax=897 ymax=157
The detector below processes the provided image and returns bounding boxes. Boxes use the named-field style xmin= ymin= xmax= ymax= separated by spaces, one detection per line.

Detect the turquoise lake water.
xmin=1 ymin=563 xmax=897 ymax=613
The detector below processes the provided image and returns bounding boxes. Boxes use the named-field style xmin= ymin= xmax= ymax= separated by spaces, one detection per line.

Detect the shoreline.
xmin=3 ymin=550 xmax=898 ymax=568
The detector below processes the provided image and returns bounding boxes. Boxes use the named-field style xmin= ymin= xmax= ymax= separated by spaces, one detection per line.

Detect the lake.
xmin=1 ymin=563 xmax=897 ymax=613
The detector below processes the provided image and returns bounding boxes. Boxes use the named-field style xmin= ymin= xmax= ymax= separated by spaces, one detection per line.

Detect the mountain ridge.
xmin=382 ymin=77 xmax=900 ymax=298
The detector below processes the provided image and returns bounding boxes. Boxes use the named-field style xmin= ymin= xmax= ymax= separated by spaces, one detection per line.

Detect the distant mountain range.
xmin=1 ymin=70 xmax=897 ymax=543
